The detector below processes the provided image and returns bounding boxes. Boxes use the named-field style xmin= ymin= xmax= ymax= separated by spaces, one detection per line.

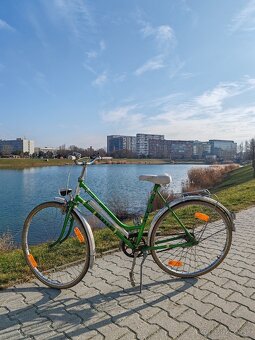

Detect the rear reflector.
xmin=195 ymin=212 xmax=209 ymax=222
xmin=167 ymin=260 xmax=183 ymax=267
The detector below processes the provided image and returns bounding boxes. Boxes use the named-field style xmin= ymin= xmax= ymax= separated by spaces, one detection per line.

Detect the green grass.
xmin=1 ymin=164 xmax=255 ymax=289
xmin=211 ymin=164 xmax=255 ymax=212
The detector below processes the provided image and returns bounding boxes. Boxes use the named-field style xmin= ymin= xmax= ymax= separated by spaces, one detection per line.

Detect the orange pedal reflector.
xmin=194 ymin=212 xmax=209 ymax=222
xmin=74 ymin=227 xmax=85 ymax=243
xmin=28 ymin=254 xmax=38 ymax=268
xmin=167 ymin=260 xmax=183 ymax=267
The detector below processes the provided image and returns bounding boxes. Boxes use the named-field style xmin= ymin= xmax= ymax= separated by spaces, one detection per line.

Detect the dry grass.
xmin=0 ymin=232 xmax=15 ymax=251
xmin=151 ymin=189 xmax=176 ymax=211
xmin=182 ymin=164 xmax=239 ymax=192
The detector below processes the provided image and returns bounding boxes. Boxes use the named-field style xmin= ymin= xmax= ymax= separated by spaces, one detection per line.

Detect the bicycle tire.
xmin=22 ymin=201 xmax=91 ymax=289
xmin=149 ymin=199 xmax=232 ymax=278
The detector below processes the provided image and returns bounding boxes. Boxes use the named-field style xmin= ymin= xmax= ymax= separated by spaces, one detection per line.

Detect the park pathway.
xmin=0 ymin=207 xmax=255 ymax=339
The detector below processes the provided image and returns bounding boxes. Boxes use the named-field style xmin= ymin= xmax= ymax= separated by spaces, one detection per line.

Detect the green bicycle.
xmin=22 ymin=155 xmax=235 ymax=290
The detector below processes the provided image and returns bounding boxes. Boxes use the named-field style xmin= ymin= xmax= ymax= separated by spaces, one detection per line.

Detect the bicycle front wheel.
xmin=22 ymin=201 xmax=91 ymax=289
xmin=150 ymin=199 xmax=232 ymax=278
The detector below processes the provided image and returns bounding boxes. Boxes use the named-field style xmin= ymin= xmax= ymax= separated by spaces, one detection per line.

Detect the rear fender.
xmin=147 ymin=195 xmax=235 ymax=245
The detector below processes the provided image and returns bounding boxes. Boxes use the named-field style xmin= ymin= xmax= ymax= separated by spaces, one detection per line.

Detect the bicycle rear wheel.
xmin=150 ymin=199 xmax=232 ymax=278
xmin=22 ymin=201 xmax=90 ymax=289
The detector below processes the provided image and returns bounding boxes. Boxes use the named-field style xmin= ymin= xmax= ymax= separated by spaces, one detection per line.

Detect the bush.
xmin=0 ymin=232 xmax=15 ymax=252
xmin=182 ymin=164 xmax=239 ymax=193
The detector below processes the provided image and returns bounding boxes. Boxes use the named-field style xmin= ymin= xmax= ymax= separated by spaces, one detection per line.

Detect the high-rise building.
xmin=0 ymin=138 xmax=35 ymax=155
xmin=136 ymin=133 xmax=164 ymax=157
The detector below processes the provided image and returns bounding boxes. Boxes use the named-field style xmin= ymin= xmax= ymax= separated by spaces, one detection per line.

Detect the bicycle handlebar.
xmin=74 ymin=155 xmax=109 ymax=166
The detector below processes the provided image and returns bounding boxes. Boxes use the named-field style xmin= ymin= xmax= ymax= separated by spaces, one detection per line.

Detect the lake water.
xmin=0 ymin=163 xmax=206 ymax=241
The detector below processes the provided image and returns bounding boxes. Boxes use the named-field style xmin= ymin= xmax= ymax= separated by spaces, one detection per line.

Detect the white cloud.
xmin=196 ymin=79 xmax=255 ymax=109
xmin=140 ymin=22 xmax=175 ymax=50
xmin=134 ymin=55 xmax=165 ymax=76
xmin=86 ymin=51 xmax=98 ymax=59
xmin=230 ymin=0 xmax=255 ymax=32
xmin=136 ymin=19 xmax=176 ymax=76
xmin=44 ymin=0 xmax=95 ymax=38
xmin=102 ymin=76 xmax=255 ymax=142
xmin=92 ymin=71 xmax=107 ymax=87
xmin=0 ymin=19 xmax=15 ymax=31
xmin=102 ymin=105 xmax=137 ymax=123
xmin=100 ymin=40 xmax=106 ymax=51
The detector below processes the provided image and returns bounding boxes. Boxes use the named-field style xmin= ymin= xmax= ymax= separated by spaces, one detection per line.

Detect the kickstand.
xmin=139 ymin=250 xmax=148 ymax=293
xmin=129 ymin=250 xmax=148 ymax=292
xmin=129 ymin=252 xmax=138 ymax=287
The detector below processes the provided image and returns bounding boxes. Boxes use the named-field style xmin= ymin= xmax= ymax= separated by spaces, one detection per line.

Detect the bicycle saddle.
xmin=139 ymin=174 xmax=172 ymax=185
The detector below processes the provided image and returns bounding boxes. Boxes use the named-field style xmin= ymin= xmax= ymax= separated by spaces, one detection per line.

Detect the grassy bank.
xmin=0 ymin=158 xmax=73 ymax=169
xmin=1 ymin=164 xmax=255 ymax=289
xmin=0 ymin=157 xmax=206 ymax=169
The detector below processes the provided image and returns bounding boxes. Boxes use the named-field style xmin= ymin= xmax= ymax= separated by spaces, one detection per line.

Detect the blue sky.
xmin=1 ymin=0 xmax=255 ymax=148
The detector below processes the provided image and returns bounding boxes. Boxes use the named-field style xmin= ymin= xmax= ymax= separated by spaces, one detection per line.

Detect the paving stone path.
xmin=1 ymin=207 xmax=255 ymax=339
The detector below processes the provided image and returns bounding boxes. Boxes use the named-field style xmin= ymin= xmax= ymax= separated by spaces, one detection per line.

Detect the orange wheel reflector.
xmin=167 ymin=260 xmax=183 ymax=267
xmin=194 ymin=212 xmax=209 ymax=222
xmin=28 ymin=254 xmax=38 ymax=268
xmin=74 ymin=227 xmax=85 ymax=243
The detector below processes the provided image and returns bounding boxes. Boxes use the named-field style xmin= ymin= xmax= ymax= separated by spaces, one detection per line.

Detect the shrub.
xmin=182 ymin=164 xmax=239 ymax=193
xmin=0 ymin=232 xmax=15 ymax=252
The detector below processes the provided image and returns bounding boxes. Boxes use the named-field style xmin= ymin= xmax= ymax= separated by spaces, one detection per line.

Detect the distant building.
xmin=106 ymin=134 xmax=237 ymax=161
xmin=149 ymin=139 xmax=193 ymax=160
xmin=0 ymin=138 xmax=34 ymax=155
xmin=136 ymin=133 xmax=164 ymax=157
xmin=193 ymin=141 xmax=211 ymax=159
xmin=107 ymin=135 xmax=136 ymax=154
xmin=209 ymin=140 xmax=237 ymax=161
xmin=34 ymin=146 xmax=57 ymax=156
xmin=148 ymin=139 xmax=170 ymax=158
xmin=170 ymin=140 xmax=194 ymax=160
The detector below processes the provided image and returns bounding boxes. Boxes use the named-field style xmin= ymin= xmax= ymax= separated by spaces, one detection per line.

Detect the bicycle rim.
xmin=22 ymin=201 xmax=90 ymax=289
xmin=150 ymin=199 xmax=232 ymax=277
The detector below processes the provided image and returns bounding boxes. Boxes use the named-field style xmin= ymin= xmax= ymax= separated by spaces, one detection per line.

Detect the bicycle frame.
xmin=52 ymin=162 xmax=196 ymax=252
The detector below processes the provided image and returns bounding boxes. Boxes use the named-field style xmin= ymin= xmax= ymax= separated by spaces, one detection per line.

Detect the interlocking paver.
xmin=1 ymin=207 xmax=255 ymax=339
xmin=237 ymin=321 xmax=255 ymax=339
xmin=205 ymin=306 xmax=246 ymax=333
xmin=208 ymin=324 xmax=249 ymax=340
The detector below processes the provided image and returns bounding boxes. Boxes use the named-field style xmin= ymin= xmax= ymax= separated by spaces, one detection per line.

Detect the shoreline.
xmin=0 ymin=158 xmax=206 ymax=170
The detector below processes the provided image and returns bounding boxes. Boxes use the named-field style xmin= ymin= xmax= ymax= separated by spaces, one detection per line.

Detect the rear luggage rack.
xmin=182 ymin=189 xmax=211 ymax=197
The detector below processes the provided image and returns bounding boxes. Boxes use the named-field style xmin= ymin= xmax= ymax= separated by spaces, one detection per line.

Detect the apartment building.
xmin=107 ymin=135 xmax=136 ymax=154
xmin=149 ymin=139 xmax=193 ymax=159
xmin=107 ymin=134 xmax=237 ymax=161
xmin=136 ymin=133 xmax=164 ymax=157
xmin=193 ymin=141 xmax=211 ymax=159
xmin=0 ymin=138 xmax=34 ymax=155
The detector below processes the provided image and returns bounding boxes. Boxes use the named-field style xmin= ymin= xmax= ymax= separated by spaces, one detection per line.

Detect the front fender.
xmin=54 ymin=197 xmax=96 ymax=269
xmin=73 ymin=207 xmax=96 ymax=269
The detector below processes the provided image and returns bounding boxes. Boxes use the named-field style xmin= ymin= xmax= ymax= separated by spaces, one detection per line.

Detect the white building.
xmin=0 ymin=138 xmax=34 ymax=155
